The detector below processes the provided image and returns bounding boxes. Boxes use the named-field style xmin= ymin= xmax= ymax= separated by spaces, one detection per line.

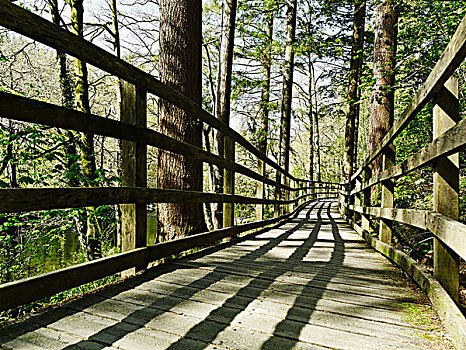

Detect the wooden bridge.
xmin=0 ymin=201 xmax=452 ymax=349
xmin=1 ymin=1 xmax=466 ymax=349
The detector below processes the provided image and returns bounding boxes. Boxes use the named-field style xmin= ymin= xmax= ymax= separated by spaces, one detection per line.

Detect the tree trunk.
xmin=157 ymin=0 xmax=207 ymax=241
xmin=369 ymin=0 xmax=399 ymax=175
xmin=255 ymin=9 xmax=273 ymax=221
xmin=310 ymin=61 xmax=321 ymax=183
xmin=278 ymin=0 xmax=298 ymax=174
xmin=307 ymin=54 xmax=314 ymax=184
xmin=111 ymin=0 xmax=123 ymax=249
xmin=67 ymin=0 xmax=101 ymax=260
xmin=212 ymin=0 xmax=237 ymax=229
xmin=258 ymin=12 xmax=273 ymax=157
xmin=276 ymin=0 xmax=297 ymax=213
xmin=344 ymin=0 xmax=366 ymax=180
xmin=49 ymin=0 xmax=79 ymax=188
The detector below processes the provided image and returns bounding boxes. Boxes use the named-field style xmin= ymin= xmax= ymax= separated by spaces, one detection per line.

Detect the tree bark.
xmin=157 ymin=0 xmax=207 ymax=241
xmin=369 ymin=0 xmax=399 ymax=176
xmin=256 ymin=10 xmax=274 ymax=221
xmin=344 ymin=0 xmax=366 ymax=180
xmin=310 ymin=61 xmax=321 ymax=182
xmin=67 ymin=0 xmax=101 ymax=259
xmin=111 ymin=0 xmax=123 ymax=249
xmin=49 ymin=0 xmax=80 ymax=188
xmin=278 ymin=0 xmax=298 ymax=174
xmin=276 ymin=0 xmax=297 ymax=212
xmin=67 ymin=0 xmax=96 ymax=184
xmin=307 ymin=54 xmax=314 ymax=184
xmin=212 ymin=0 xmax=237 ymax=229
xmin=257 ymin=9 xmax=274 ymax=157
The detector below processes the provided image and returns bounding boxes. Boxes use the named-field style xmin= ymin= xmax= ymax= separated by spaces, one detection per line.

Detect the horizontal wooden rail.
xmin=298 ymin=180 xmax=341 ymax=185
xmin=349 ymin=166 xmax=365 ymax=183
xmin=350 ymin=117 xmax=466 ymax=195
xmin=0 ymin=187 xmax=337 ymax=213
xmin=349 ymin=205 xmax=428 ymax=230
xmin=0 ymin=0 xmax=297 ymax=183
xmin=357 ymin=13 xmax=466 ymax=172
xmin=427 ymin=213 xmax=466 ymax=262
xmin=0 ymin=199 xmax=315 ymax=312
xmin=289 ymin=185 xmax=339 ymax=192
xmin=0 ymin=92 xmax=295 ymax=191
xmin=342 ymin=202 xmax=466 ymax=262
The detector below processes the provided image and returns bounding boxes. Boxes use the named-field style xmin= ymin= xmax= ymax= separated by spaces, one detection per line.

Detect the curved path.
xmin=0 ymin=201 xmax=453 ymax=349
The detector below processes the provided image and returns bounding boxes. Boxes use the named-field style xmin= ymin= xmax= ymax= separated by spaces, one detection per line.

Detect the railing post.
xmin=274 ymin=173 xmax=281 ymax=217
xmin=255 ymin=159 xmax=265 ymax=221
xmin=379 ymin=145 xmax=395 ymax=244
xmin=298 ymin=180 xmax=302 ymax=206
xmin=343 ymin=184 xmax=348 ymax=216
xmin=433 ymin=76 xmax=459 ymax=303
xmin=224 ymin=137 xmax=235 ymax=227
xmin=289 ymin=178 xmax=294 ymax=212
xmin=284 ymin=176 xmax=290 ymax=214
xmin=120 ymin=81 xmax=147 ymax=257
xmin=354 ymin=175 xmax=361 ymax=223
xmin=361 ymin=166 xmax=371 ymax=232
xmin=304 ymin=181 xmax=308 ymax=202
xmin=349 ymin=180 xmax=355 ymax=222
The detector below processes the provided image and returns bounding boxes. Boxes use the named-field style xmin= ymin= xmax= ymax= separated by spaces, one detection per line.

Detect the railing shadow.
xmin=259 ymin=201 xmax=343 ymax=349
xmin=0 ymin=202 xmax=322 ymax=349
xmin=161 ymin=202 xmax=326 ymax=350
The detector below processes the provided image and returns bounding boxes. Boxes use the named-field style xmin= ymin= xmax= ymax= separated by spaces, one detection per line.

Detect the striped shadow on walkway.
xmin=0 ymin=201 xmax=453 ymax=349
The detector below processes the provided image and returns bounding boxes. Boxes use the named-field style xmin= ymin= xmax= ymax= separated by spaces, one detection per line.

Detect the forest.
xmin=0 ymin=0 xmax=465 ymax=323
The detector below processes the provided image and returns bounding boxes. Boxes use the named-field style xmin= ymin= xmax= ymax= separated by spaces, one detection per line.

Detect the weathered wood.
xmin=352 ymin=117 xmax=466 ymax=195
xmin=0 ymin=92 xmax=286 ymax=191
xmin=427 ymin=213 xmax=466 ymax=262
xmin=0 ymin=198 xmax=311 ymax=312
xmin=360 ymin=13 xmax=466 ymax=171
xmin=351 ymin=206 xmax=428 ymax=230
xmin=379 ymin=145 xmax=395 ymax=244
xmin=354 ymin=175 xmax=362 ymax=223
xmin=255 ymin=160 xmax=265 ymax=221
xmin=120 ymin=82 xmax=147 ymax=253
xmin=0 ymin=246 xmax=147 ymax=312
xmin=343 ymin=207 xmax=466 ymax=350
xmin=284 ymin=177 xmax=291 ymax=214
xmin=0 ymin=188 xmax=311 ymax=213
xmin=2 ymin=201 xmax=459 ymax=350
xmin=274 ymin=174 xmax=281 ymax=218
xmin=433 ymin=77 xmax=459 ymax=304
xmin=0 ymin=0 xmax=297 ymax=183
xmin=223 ymin=138 xmax=235 ymax=227
xmin=348 ymin=202 xmax=466 ymax=261
xmin=361 ymin=167 xmax=371 ymax=232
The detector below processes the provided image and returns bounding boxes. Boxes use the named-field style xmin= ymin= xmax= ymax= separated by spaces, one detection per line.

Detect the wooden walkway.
xmin=0 ymin=201 xmax=452 ymax=349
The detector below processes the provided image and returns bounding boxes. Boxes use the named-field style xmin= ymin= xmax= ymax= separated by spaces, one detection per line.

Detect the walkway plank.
xmin=0 ymin=201 xmax=453 ymax=349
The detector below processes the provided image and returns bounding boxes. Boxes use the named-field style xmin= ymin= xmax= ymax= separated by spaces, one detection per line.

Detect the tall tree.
xmin=344 ymin=0 xmax=366 ymax=180
xmin=368 ymin=0 xmax=399 ymax=175
xmin=278 ymin=0 xmax=298 ymax=175
xmin=212 ymin=0 xmax=238 ymax=229
xmin=276 ymin=0 xmax=297 ymax=213
xmin=310 ymin=61 xmax=321 ymax=182
xmin=157 ymin=0 xmax=207 ymax=240
xmin=48 ymin=0 xmax=80 ymax=188
xmin=67 ymin=0 xmax=101 ymax=259
xmin=254 ymin=4 xmax=275 ymax=221
xmin=307 ymin=54 xmax=314 ymax=183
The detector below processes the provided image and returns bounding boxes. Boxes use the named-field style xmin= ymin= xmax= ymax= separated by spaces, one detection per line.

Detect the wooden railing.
xmin=340 ymin=13 xmax=466 ymax=304
xmin=0 ymin=1 xmax=339 ymax=312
